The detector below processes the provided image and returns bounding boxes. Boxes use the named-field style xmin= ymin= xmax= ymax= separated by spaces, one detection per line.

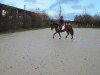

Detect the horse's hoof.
xmin=71 ymin=37 xmax=73 ymax=39
xmin=53 ymin=37 xmax=54 ymax=39
xmin=59 ymin=38 xmax=61 ymax=39
xmin=65 ymin=36 xmax=67 ymax=39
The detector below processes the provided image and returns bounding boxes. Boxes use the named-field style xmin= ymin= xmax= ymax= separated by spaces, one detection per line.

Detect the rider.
xmin=59 ymin=16 xmax=64 ymax=30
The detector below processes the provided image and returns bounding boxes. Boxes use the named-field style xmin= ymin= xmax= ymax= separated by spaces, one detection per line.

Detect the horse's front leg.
xmin=58 ymin=32 xmax=61 ymax=39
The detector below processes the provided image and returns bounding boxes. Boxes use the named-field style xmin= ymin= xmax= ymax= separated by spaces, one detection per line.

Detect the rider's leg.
xmin=59 ymin=25 xmax=62 ymax=30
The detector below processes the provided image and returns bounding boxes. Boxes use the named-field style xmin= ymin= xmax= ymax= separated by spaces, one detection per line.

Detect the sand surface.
xmin=0 ymin=28 xmax=100 ymax=75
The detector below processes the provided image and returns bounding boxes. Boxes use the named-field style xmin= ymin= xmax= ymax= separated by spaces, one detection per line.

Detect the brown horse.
xmin=50 ymin=22 xmax=74 ymax=39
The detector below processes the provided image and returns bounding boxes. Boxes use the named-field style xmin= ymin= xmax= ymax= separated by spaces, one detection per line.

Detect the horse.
xmin=50 ymin=22 xmax=74 ymax=39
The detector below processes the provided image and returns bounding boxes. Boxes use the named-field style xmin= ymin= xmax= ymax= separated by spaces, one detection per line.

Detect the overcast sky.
xmin=0 ymin=0 xmax=100 ymax=20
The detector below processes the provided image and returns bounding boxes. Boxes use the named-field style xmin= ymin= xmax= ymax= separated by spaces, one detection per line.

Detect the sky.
xmin=0 ymin=0 xmax=100 ymax=20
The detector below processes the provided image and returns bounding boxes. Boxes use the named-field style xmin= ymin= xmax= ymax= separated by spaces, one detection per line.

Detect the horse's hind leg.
xmin=71 ymin=34 xmax=73 ymax=39
xmin=58 ymin=32 xmax=61 ymax=39
xmin=70 ymin=29 xmax=74 ymax=39
xmin=69 ymin=34 xmax=73 ymax=39
xmin=65 ymin=31 xmax=69 ymax=39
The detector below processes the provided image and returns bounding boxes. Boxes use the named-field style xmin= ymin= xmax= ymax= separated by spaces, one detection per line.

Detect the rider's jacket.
xmin=59 ymin=19 xmax=64 ymax=25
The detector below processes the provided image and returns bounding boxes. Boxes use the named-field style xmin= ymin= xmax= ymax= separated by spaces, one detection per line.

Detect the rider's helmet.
xmin=60 ymin=16 xmax=63 ymax=18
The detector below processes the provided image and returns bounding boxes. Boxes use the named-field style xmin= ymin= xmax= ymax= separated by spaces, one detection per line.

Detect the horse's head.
xmin=50 ymin=22 xmax=59 ymax=30
xmin=50 ymin=23 xmax=56 ymax=30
